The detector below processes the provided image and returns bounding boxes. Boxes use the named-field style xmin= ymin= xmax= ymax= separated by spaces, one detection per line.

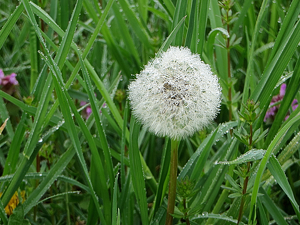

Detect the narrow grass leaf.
xmin=178 ymin=121 xmax=237 ymax=179
xmin=172 ymin=0 xmax=187 ymax=46
xmin=2 ymin=113 xmax=26 ymax=175
xmin=0 ymin=3 xmax=24 ymax=50
xmin=121 ymin=101 xmax=129 ymax=187
xmin=241 ymin=0 xmax=269 ymax=106
xmin=231 ymin=0 xmax=253 ymax=34
xmin=190 ymin=129 xmax=218 ymax=181
xmin=267 ymin=155 xmax=300 ymax=218
xmin=266 ymin=56 xmax=300 ymax=146
xmin=196 ymin=0 xmax=209 ymax=55
xmin=112 ymin=3 xmax=142 ymax=67
xmin=112 ymin=173 xmax=119 ymax=225
xmin=217 ymin=149 xmax=266 ymax=165
xmin=78 ymin=53 xmax=114 ymax=191
xmin=249 ymin=113 xmax=300 ymax=222
xmin=192 ymin=213 xmax=245 ymax=224
xmin=118 ymin=0 xmax=152 ymax=48
xmin=0 ymin=173 xmax=89 ymax=193
xmin=0 ymin=97 xmax=14 ymax=140
xmin=157 ymin=16 xmax=186 ymax=55
xmin=82 ymin=0 xmax=131 ymax=77
xmin=206 ymin=27 xmax=229 ymax=67
xmin=41 ymin=50 xmax=107 ymax=224
xmin=259 ymin=188 xmax=289 ymax=225
xmin=66 ymin=86 xmax=112 ymax=223
xmin=23 ymin=147 xmax=75 ymax=214
xmin=264 ymin=0 xmax=300 ymax=68
xmin=251 ymin=20 xmax=300 ymax=108
xmin=151 ymin=138 xmax=170 ymax=220
xmin=278 ymin=131 xmax=300 ymax=164
xmin=185 ymin=0 xmax=197 ymax=49
xmin=159 ymin=0 xmax=175 ymax=17
xmin=257 ymin=199 xmax=269 ymax=225
xmin=0 ymin=201 xmax=7 ymax=224
xmin=29 ymin=24 xmax=38 ymax=92
xmin=208 ymin=0 xmax=227 ymax=81
xmin=129 ymin=117 xmax=149 ymax=225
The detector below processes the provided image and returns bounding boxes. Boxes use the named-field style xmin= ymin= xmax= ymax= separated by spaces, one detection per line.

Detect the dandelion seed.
xmin=128 ymin=46 xmax=222 ymax=140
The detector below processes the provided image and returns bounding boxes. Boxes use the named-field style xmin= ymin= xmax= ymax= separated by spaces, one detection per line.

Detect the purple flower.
xmin=0 ymin=70 xmax=19 ymax=86
xmin=264 ymin=83 xmax=298 ymax=122
xmin=0 ymin=69 xmax=19 ymax=95
xmin=80 ymin=101 xmax=106 ymax=119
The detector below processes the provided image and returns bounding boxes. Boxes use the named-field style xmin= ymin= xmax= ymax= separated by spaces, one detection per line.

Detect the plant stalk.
xmin=237 ymin=124 xmax=253 ymax=224
xmin=166 ymin=139 xmax=179 ymax=225
xmin=183 ymin=198 xmax=191 ymax=225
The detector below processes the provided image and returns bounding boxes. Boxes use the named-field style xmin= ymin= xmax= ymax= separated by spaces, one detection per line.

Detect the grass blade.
xmin=267 ymin=155 xmax=300 ymax=220
xmin=172 ymin=0 xmax=187 ymax=46
xmin=129 ymin=117 xmax=149 ymax=225
xmin=0 ymin=3 xmax=24 ymax=50
xmin=249 ymin=113 xmax=300 ymax=222
xmin=2 ymin=113 xmax=26 ymax=175
xmin=157 ymin=16 xmax=186 ymax=55
xmin=78 ymin=51 xmax=114 ymax=192
xmin=259 ymin=188 xmax=289 ymax=225
xmin=265 ymin=55 xmax=300 ymax=146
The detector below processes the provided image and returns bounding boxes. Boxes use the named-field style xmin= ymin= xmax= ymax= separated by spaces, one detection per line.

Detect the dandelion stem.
xmin=166 ymin=139 xmax=179 ymax=225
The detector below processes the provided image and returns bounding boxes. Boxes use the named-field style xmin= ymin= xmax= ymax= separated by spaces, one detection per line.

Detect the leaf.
xmin=0 ymin=3 xmax=24 ymax=49
xmin=178 ymin=121 xmax=237 ymax=179
xmin=267 ymin=155 xmax=300 ymax=219
xmin=129 ymin=117 xmax=149 ymax=225
xmin=217 ymin=149 xmax=266 ymax=165
xmin=249 ymin=112 xmax=300 ymax=222
xmin=191 ymin=213 xmax=246 ymax=225
xmin=8 ymin=205 xmax=30 ymax=225
xmin=259 ymin=188 xmax=289 ymax=225
xmin=157 ymin=15 xmax=186 ymax=55
xmin=0 ymin=118 xmax=9 ymax=135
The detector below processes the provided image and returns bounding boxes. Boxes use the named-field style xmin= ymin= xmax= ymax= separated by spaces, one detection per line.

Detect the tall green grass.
xmin=0 ymin=0 xmax=299 ymax=224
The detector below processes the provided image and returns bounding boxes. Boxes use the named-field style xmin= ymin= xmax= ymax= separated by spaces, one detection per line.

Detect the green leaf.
xmin=241 ymin=0 xmax=269 ymax=106
xmin=207 ymin=27 xmax=229 ymax=64
xmin=112 ymin=173 xmax=119 ymax=225
xmin=249 ymin=112 xmax=300 ymax=222
xmin=197 ymin=0 xmax=209 ymax=55
xmin=117 ymin=0 xmax=152 ymax=49
xmin=8 ymin=205 xmax=30 ymax=225
xmin=178 ymin=121 xmax=237 ymax=179
xmin=157 ymin=15 xmax=187 ymax=55
xmin=267 ymin=155 xmax=300 ymax=220
xmin=150 ymin=138 xmax=170 ymax=220
xmin=217 ymin=149 xmax=266 ymax=165
xmin=22 ymin=147 xmax=74 ymax=214
xmin=259 ymin=188 xmax=289 ymax=225
xmin=129 ymin=117 xmax=149 ymax=225
xmin=191 ymin=213 xmax=246 ymax=225
xmin=0 ymin=3 xmax=24 ymax=50
xmin=225 ymin=174 xmax=241 ymax=191
xmin=78 ymin=53 xmax=114 ymax=192
xmin=2 ymin=113 xmax=26 ymax=175
xmin=172 ymin=0 xmax=187 ymax=46
xmin=265 ymin=55 xmax=300 ymax=146
xmin=0 ymin=97 xmax=14 ymax=140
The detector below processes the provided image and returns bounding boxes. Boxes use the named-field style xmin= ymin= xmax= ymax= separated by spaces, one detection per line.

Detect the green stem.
xmin=165 ymin=139 xmax=179 ymax=225
xmin=183 ymin=198 xmax=191 ymax=225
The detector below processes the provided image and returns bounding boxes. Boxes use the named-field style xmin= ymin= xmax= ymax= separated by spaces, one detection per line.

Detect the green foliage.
xmin=0 ymin=0 xmax=299 ymax=224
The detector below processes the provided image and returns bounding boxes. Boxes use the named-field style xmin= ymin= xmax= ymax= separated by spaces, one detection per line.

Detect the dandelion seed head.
xmin=128 ymin=46 xmax=222 ymax=140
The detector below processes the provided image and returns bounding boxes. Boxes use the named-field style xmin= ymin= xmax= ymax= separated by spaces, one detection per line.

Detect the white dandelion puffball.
xmin=128 ymin=46 xmax=222 ymax=140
